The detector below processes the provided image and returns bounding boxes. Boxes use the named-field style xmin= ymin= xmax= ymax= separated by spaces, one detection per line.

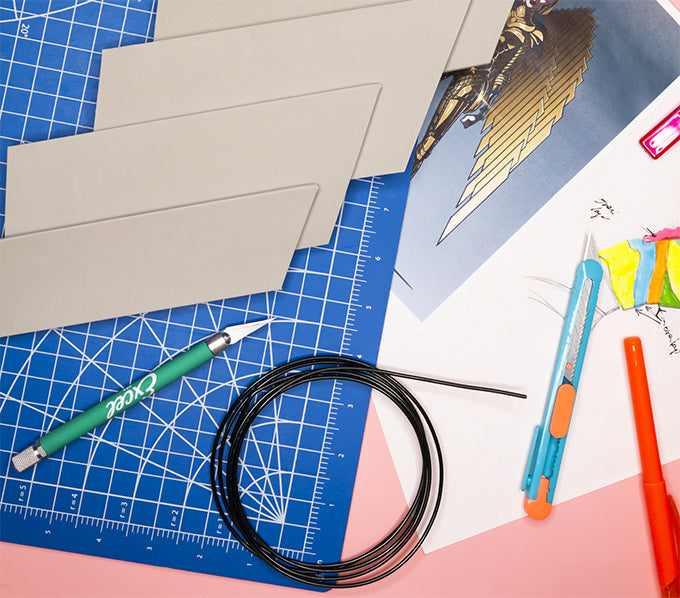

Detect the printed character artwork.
xmin=394 ymin=0 xmax=680 ymax=320
xmin=413 ymin=0 xmax=596 ymax=246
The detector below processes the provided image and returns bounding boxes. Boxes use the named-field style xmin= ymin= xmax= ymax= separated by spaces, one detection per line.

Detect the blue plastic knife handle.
xmin=521 ymin=257 xmax=602 ymax=519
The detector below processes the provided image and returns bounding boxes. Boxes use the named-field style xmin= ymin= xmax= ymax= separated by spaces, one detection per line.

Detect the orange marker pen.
xmin=624 ymin=337 xmax=679 ymax=598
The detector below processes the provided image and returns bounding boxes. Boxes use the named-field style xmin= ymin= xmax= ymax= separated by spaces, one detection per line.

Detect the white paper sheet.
xmin=376 ymin=77 xmax=680 ymax=553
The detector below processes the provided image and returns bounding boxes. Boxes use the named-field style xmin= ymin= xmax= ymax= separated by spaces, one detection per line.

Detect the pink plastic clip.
xmin=640 ymin=105 xmax=680 ymax=159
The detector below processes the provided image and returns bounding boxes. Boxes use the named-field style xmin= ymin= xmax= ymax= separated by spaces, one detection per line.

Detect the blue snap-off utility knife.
xmin=522 ymin=234 xmax=602 ymax=519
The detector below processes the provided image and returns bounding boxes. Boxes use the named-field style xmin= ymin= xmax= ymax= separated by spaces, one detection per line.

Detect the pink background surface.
xmin=2 ymin=401 xmax=680 ymax=598
xmin=2 ymin=1 xmax=680 ymax=593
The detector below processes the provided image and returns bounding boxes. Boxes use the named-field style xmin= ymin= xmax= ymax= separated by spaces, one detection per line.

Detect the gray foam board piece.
xmin=5 ymin=86 xmax=379 ymax=248
xmin=153 ymin=0 xmax=407 ymax=40
xmin=446 ymin=0 xmax=512 ymax=71
xmin=153 ymin=0 xmax=510 ymax=73
xmin=93 ymin=0 xmax=469 ymax=179
xmin=0 ymin=185 xmax=317 ymax=338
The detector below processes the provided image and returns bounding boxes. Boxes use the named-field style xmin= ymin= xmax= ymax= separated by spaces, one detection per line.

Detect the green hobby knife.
xmin=12 ymin=318 xmax=273 ymax=472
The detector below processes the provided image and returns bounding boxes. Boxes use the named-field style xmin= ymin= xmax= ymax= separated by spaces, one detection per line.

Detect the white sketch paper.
xmin=376 ymin=77 xmax=680 ymax=553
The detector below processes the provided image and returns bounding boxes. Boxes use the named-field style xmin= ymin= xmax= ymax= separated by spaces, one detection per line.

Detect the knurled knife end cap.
xmin=12 ymin=444 xmax=45 ymax=472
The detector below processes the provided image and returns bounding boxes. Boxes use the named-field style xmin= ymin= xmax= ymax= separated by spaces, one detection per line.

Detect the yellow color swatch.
xmin=668 ymin=240 xmax=680 ymax=299
xmin=598 ymin=241 xmax=640 ymax=309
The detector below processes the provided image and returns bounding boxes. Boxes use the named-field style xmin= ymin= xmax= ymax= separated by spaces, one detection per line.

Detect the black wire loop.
xmin=210 ymin=355 xmax=444 ymax=588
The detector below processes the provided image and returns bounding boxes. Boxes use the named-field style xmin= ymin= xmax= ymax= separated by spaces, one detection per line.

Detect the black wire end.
xmin=380 ymin=369 xmax=528 ymax=400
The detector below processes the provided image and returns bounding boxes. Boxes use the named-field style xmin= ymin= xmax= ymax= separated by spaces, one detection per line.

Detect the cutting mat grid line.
xmin=0 ymin=0 xmax=157 ymax=229
xmin=0 ymin=1 xmax=410 ymax=589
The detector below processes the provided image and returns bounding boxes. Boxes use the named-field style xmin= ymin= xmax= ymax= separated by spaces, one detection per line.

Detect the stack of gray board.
xmin=152 ymin=0 xmax=511 ymax=73
xmin=1 ymin=0 xmax=511 ymax=337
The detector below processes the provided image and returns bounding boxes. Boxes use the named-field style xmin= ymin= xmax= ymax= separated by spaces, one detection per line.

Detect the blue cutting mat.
xmin=0 ymin=1 xmax=410 ymax=590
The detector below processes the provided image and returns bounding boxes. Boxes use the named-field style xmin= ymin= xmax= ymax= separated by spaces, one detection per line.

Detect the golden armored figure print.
xmin=411 ymin=0 xmax=596 ymax=245
xmin=412 ymin=0 xmax=563 ymax=177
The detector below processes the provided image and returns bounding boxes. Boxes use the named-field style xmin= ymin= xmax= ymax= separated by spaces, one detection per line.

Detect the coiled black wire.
xmin=210 ymin=355 xmax=524 ymax=588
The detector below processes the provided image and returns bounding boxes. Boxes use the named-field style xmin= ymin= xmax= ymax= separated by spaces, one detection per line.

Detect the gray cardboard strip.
xmin=446 ymin=0 xmax=512 ymax=72
xmin=6 ymin=86 xmax=379 ymax=248
xmin=93 ymin=0 xmax=469 ymax=179
xmin=0 ymin=185 xmax=317 ymax=338
xmin=153 ymin=0 xmax=407 ymax=40
xmin=153 ymin=0 xmax=510 ymax=73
